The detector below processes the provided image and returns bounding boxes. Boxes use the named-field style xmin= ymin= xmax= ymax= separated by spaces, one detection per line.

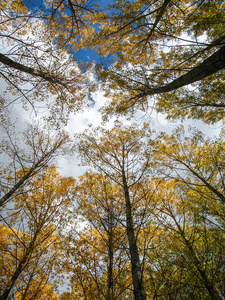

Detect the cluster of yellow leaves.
xmin=73 ymin=123 xmax=225 ymax=299
xmin=0 ymin=0 xmax=27 ymax=13
xmin=0 ymin=165 xmax=75 ymax=299
xmin=15 ymin=281 xmax=59 ymax=300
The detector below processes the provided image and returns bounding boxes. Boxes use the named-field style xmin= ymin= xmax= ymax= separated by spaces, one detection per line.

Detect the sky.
xmin=0 ymin=0 xmax=223 ymax=180
xmin=1 ymin=69 xmax=222 ymax=181
xmin=23 ymin=0 xmax=114 ymax=63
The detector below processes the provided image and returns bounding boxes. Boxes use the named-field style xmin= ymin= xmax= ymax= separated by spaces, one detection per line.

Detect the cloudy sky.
xmin=0 ymin=1 xmax=223 ymax=181
xmin=0 ymin=69 xmax=223 ymax=180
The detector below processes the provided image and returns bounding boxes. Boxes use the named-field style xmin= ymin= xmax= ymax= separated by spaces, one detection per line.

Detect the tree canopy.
xmin=0 ymin=0 xmax=224 ymax=299
xmin=88 ymin=0 xmax=225 ymax=121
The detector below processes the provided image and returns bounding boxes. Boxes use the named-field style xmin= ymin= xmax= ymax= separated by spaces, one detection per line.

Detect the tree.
xmin=0 ymin=165 xmax=75 ymax=300
xmin=0 ymin=121 xmax=72 ymax=207
xmin=84 ymin=0 xmax=225 ymax=118
xmin=137 ymin=126 xmax=225 ymax=298
xmin=77 ymin=122 xmax=153 ymax=300
xmin=148 ymin=179 xmax=225 ymax=299
xmin=151 ymin=126 xmax=225 ymax=207
xmin=67 ymin=172 xmax=132 ymax=299
xmin=0 ymin=0 xmax=97 ymax=123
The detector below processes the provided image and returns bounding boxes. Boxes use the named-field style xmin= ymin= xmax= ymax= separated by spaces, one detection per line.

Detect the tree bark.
xmin=107 ymin=212 xmax=114 ymax=300
xmin=0 ymin=53 xmax=62 ymax=85
xmin=143 ymin=45 xmax=225 ymax=96
xmin=175 ymin=222 xmax=222 ymax=300
xmin=0 ymin=231 xmax=38 ymax=300
xmin=122 ymin=169 xmax=146 ymax=300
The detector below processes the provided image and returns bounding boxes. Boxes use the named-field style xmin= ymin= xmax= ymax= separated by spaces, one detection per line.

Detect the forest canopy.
xmin=0 ymin=0 xmax=224 ymax=299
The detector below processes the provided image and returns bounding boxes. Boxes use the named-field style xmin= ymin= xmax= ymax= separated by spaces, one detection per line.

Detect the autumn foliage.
xmin=0 ymin=0 xmax=224 ymax=299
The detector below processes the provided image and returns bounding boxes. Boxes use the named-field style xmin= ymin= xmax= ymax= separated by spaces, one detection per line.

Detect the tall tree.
xmin=149 ymin=179 xmax=225 ymax=299
xmin=0 ymin=166 xmax=75 ymax=300
xmin=84 ymin=0 xmax=225 ymax=118
xmin=68 ymin=172 xmax=132 ymax=299
xmin=78 ymin=122 xmax=153 ymax=300
xmin=0 ymin=121 xmax=71 ymax=207
xmin=138 ymin=126 xmax=225 ymax=298
xmin=0 ymin=0 xmax=97 ymax=123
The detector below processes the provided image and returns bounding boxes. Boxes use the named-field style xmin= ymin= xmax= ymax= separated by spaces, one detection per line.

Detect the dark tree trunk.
xmin=0 ymin=232 xmax=38 ymax=300
xmin=107 ymin=209 xmax=114 ymax=300
xmin=122 ymin=170 xmax=146 ymax=300
xmin=0 ymin=53 xmax=62 ymax=85
xmin=176 ymin=222 xmax=222 ymax=300
xmin=143 ymin=45 xmax=225 ymax=96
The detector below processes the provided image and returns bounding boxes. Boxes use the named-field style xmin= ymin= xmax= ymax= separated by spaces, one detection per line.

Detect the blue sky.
xmin=24 ymin=0 xmax=114 ymax=63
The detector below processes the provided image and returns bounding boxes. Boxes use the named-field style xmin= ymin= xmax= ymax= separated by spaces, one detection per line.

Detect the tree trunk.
xmin=0 ymin=53 xmax=62 ymax=85
xmin=0 ymin=158 xmax=45 ymax=207
xmin=107 ymin=209 xmax=114 ymax=300
xmin=0 ymin=232 xmax=38 ymax=300
xmin=143 ymin=45 xmax=225 ymax=96
xmin=0 ymin=137 xmax=66 ymax=207
xmin=122 ymin=169 xmax=146 ymax=300
xmin=175 ymin=222 xmax=222 ymax=300
xmin=176 ymin=159 xmax=225 ymax=203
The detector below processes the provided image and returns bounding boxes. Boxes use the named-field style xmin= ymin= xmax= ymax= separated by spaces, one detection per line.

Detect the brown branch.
xmin=142 ymin=45 xmax=225 ymax=96
xmin=0 ymin=53 xmax=64 ymax=85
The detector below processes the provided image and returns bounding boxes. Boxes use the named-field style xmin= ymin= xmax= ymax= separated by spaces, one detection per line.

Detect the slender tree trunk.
xmin=0 ymin=137 xmax=66 ymax=207
xmin=143 ymin=45 xmax=225 ymax=96
xmin=0 ymin=232 xmax=38 ymax=300
xmin=176 ymin=222 xmax=222 ymax=300
xmin=176 ymin=159 xmax=225 ymax=203
xmin=122 ymin=169 xmax=146 ymax=300
xmin=0 ymin=158 xmax=45 ymax=207
xmin=107 ymin=215 xmax=114 ymax=300
xmin=145 ymin=0 xmax=172 ymax=42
